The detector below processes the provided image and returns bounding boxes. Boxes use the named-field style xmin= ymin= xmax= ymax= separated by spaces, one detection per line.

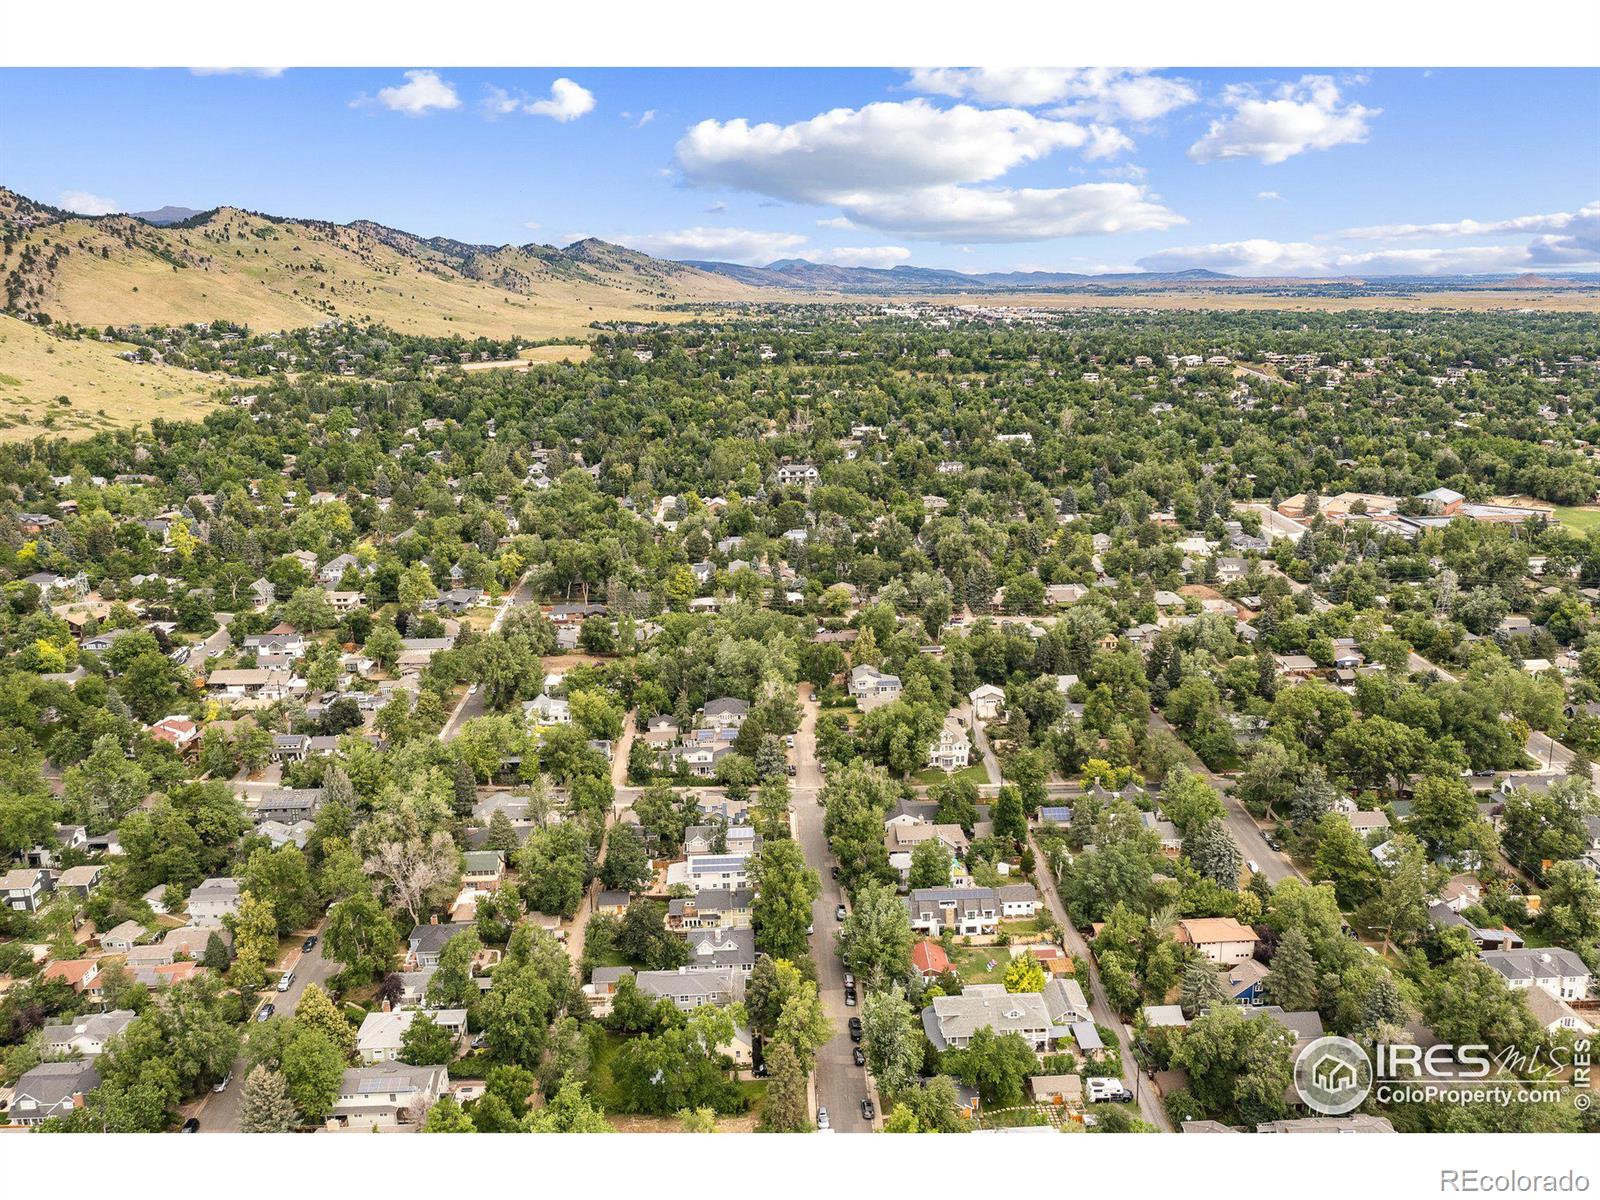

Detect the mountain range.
xmin=682 ymin=258 xmax=1236 ymax=292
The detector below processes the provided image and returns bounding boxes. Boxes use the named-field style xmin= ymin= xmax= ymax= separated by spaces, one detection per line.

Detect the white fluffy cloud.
xmin=60 ymin=190 xmax=118 ymax=215
xmin=526 ymin=78 xmax=595 ymax=123
xmin=190 ymin=68 xmax=285 ymax=77
xmin=835 ymin=182 xmax=1183 ymax=243
xmin=907 ymin=67 xmax=1197 ymax=123
xmin=1257 ymin=191 xmax=1285 ymax=201
xmin=676 ymin=99 xmax=1175 ymax=243
xmin=1343 ymin=202 xmax=1599 ymax=242
xmin=371 ymin=70 xmax=460 ymax=117
xmin=813 ymin=246 xmax=913 ymax=268
xmin=620 ymin=226 xmax=808 ymax=265
xmin=1135 ymin=239 xmax=1580 ymax=277
xmin=679 ymin=100 xmax=1121 ymax=201
xmin=1189 ymin=76 xmax=1376 ymax=165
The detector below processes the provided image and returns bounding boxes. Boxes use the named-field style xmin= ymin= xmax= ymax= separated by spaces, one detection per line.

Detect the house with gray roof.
xmin=922 ymin=984 xmax=1065 ymax=1053
xmin=40 ymin=1010 xmax=136 ymax=1058
xmin=6 ymin=1060 xmax=100 ymax=1125
xmin=635 ymin=966 xmax=740 ymax=1011
xmin=407 ymin=922 xmax=477 ymax=969
xmin=1479 ymin=947 xmax=1590 ymax=1001
xmin=682 ymin=927 xmax=756 ymax=975
xmin=187 ymin=876 xmax=242 ymax=927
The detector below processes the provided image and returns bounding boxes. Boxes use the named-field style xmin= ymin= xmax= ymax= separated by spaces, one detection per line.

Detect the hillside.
xmin=0 ymin=312 xmax=224 ymax=441
xmin=0 ymin=187 xmax=760 ymax=341
xmin=682 ymin=256 xmax=1238 ymax=293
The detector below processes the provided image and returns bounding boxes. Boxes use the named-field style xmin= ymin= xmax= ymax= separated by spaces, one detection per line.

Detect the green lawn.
xmin=948 ymin=943 xmax=1012 ymax=986
xmin=914 ymin=763 xmax=991 ymax=786
xmin=1552 ymin=506 xmax=1600 ymax=533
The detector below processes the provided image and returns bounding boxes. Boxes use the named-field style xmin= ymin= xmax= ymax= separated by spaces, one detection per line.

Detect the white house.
xmin=355 ymin=1007 xmax=467 ymax=1064
xmin=969 ymin=684 xmax=1006 ymax=721
xmin=523 ymin=693 xmax=571 ymax=725
xmin=928 ymin=717 xmax=971 ymax=771
xmin=1479 ymin=948 xmax=1590 ymax=1001
xmin=849 ymin=664 xmax=902 ymax=710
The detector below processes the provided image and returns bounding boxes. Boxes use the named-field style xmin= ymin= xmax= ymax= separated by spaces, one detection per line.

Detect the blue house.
xmin=1223 ymin=958 xmax=1269 ymax=1005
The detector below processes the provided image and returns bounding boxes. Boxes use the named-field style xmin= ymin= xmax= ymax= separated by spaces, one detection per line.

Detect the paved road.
xmin=1147 ymin=711 xmax=1302 ymax=885
xmin=197 ymin=925 xmax=335 ymax=1132
xmin=440 ymin=573 xmax=535 ymax=743
xmin=791 ymin=692 xmax=875 ymax=1132
xmin=1027 ymin=830 xmax=1173 ymax=1132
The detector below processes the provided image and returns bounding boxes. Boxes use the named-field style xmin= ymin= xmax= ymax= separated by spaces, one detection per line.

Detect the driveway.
xmin=1027 ymin=830 xmax=1172 ymax=1132
xmin=792 ymin=691 xmax=875 ymax=1132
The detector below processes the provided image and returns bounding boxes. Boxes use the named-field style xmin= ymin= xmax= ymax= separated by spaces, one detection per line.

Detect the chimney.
xmin=429 ymin=914 xmax=438 ymax=925
xmin=381 ymin=999 xmax=392 ymax=1013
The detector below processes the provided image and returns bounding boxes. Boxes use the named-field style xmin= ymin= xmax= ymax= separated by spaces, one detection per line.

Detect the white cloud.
xmin=1135 ymin=238 xmax=1588 ymax=277
xmin=60 ymin=190 xmax=118 ymax=216
xmin=675 ymin=99 xmax=1174 ymax=242
xmin=678 ymin=99 xmax=1122 ymax=202
xmin=1189 ymin=75 xmax=1376 ymax=165
xmin=813 ymin=246 xmax=913 ymax=268
xmin=619 ymin=226 xmax=808 ymax=265
xmin=523 ymin=221 xmax=542 ymax=232
xmin=526 ymin=78 xmax=595 ymax=123
xmin=1257 ymin=191 xmax=1285 ymax=201
xmin=816 ymin=216 xmax=855 ymax=230
xmin=190 ymin=68 xmax=284 ymax=77
xmin=829 ymin=182 xmax=1183 ymax=243
xmin=635 ymin=109 xmax=656 ymax=127
xmin=369 ymin=70 xmax=460 ymax=117
xmin=483 ymin=86 xmax=522 ymax=117
xmin=1343 ymin=202 xmax=1599 ymax=241
xmin=908 ymin=68 xmax=1197 ymax=123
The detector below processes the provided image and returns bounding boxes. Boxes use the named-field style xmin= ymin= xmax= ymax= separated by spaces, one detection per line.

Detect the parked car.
xmin=848 ymin=1016 xmax=863 ymax=1043
xmin=179 ymin=1117 xmax=200 ymax=1133
xmin=844 ymin=987 xmax=857 ymax=1007
xmin=830 ymin=865 xmax=839 ymax=880
xmin=843 ymin=972 xmax=855 ymax=987
xmin=255 ymin=1004 xmax=275 ymax=1022
xmin=276 ymin=969 xmax=295 ymax=992
xmin=816 ymin=1107 xmax=830 ymax=1131
xmin=835 ymin=904 xmax=847 ymax=921
xmin=212 ymin=1073 xmax=231 ymax=1094
xmin=786 ymin=764 xmax=797 ymax=777
xmin=853 ymin=1047 xmax=866 ymax=1067
xmin=860 ymin=1098 xmax=875 ymax=1121
xmin=1245 ymin=859 xmax=1259 ymax=875
xmin=1087 ymin=1077 xmax=1133 ymax=1104
xmin=301 ymin=934 xmax=318 ymax=952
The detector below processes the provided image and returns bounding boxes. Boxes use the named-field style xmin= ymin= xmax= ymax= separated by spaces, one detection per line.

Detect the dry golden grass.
xmin=11 ymin=209 xmax=750 ymax=342
xmin=0 ymin=315 xmax=225 ymax=440
xmin=459 ymin=344 xmax=595 ymax=372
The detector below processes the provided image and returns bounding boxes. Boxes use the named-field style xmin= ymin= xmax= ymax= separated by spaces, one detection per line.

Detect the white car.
xmin=1245 ymin=859 xmax=1259 ymax=874
xmin=816 ymin=1107 xmax=831 ymax=1131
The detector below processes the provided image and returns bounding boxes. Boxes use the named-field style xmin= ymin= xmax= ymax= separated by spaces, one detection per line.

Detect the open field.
xmin=0 ymin=315 xmax=226 ymax=440
xmin=459 ymin=344 xmax=595 ymax=371
xmin=907 ymin=288 xmax=1600 ymax=313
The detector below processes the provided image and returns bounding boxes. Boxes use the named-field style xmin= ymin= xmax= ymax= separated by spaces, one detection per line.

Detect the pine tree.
xmin=1179 ymin=959 xmax=1229 ymax=1019
xmin=453 ymin=756 xmax=478 ymax=818
xmin=1264 ymin=928 xmax=1320 ymax=1012
xmin=760 ymin=1040 xmax=809 ymax=1132
xmin=239 ymin=1064 xmax=298 ymax=1133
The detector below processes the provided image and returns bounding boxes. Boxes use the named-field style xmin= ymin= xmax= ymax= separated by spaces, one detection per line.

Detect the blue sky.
xmin=1 ymin=67 xmax=1596 ymax=275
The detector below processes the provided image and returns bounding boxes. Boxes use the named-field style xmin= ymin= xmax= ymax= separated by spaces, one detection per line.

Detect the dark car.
xmin=860 ymin=1099 xmax=875 ymax=1121
xmin=848 ymin=1016 xmax=863 ymax=1043
xmin=179 ymin=1117 xmax=200 ymax=1133
xmin=853 ymin=1047 xmax=866 ymax=1067
xmin=844 ymin=987 xmax=857 ymax=1006
xmin=786 ymin=764 xmax=797 ymax=777
xmin=302 ymin=934 xmax=318 ymax=953
xmin=255 ymin=1003 xmax=275 ymax=1022
xmin=830 ymin=865 xmax=839 ymax=880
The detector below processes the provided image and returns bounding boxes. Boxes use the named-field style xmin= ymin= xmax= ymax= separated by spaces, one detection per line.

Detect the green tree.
xmin=749 ymin=840 xmax=820 ymax=962
xmin=400 ymin=1013 xmax=457 ymax=1066
xmin=860 ymin=983 xmax=921 ymax=1094
xmin=944 ymin=1027 xmax=1036 ymax=1106
xmin=294 ymin=984 xmax=356 ymax=1059
xmin=281 ymin=1027 xmax=345 ymax=1125
xmin=323 ymin=891 xmax=398 ymax=983
xmin=907 ymin=838 xmax=953 ymax=889
xmin=840 ymin=882 xmax=914 ymax=992
xmin=1179 ymin=959 xmax=1229 ymax=1019
xmin=760 ymin=1040 xmax=809 ymax=1132
xmin=1263 ymin=928 xmax=1319 ymax=1011
xmin=423 ymin=1095 xmax=477 ymax=1132
xmin=239 ymin=1064 xmax=298 ymax=1133
xmin=1003 ymin=955 xmax=1046 ymax=994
